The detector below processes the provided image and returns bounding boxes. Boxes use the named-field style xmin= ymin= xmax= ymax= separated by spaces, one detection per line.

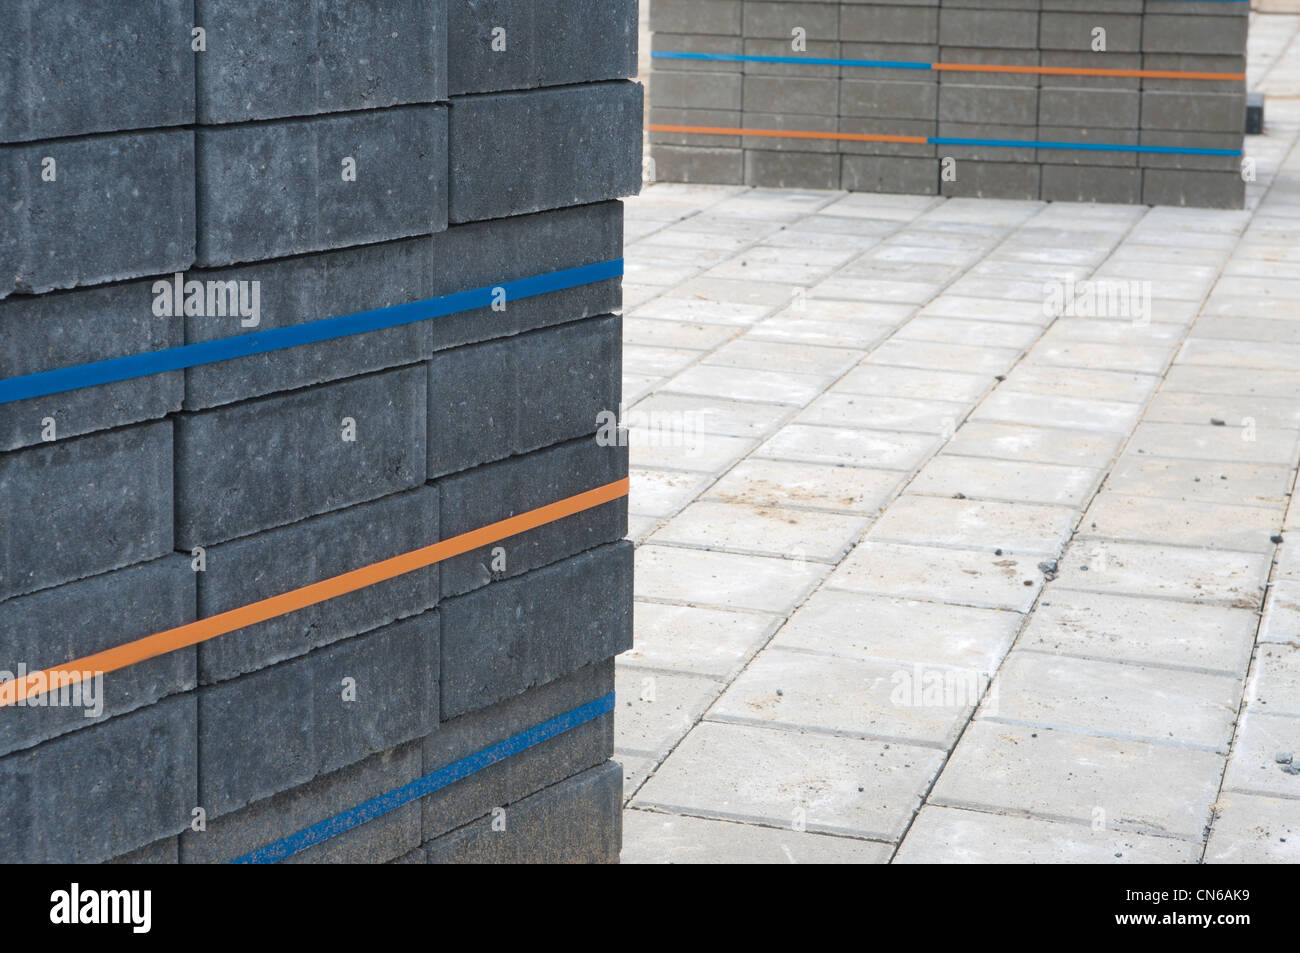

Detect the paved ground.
xmin=615 ymin=12 xmax=1300 ymax=863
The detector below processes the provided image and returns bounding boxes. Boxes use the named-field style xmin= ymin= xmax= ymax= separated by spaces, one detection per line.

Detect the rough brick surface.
xmin=195 ymin=0 xmax=448 ymax=123
xmin=440 ymin=542 xmax=633 ymax=718
xmin=174 ymin=366 xmax=427 ymax=547
xmin=1 ymin=131 xmax=196 ymax=297
xmin=424 ymin=761 xmax=622 ymax=863
xmin=198 ymin=613 xmax=438 ymax=817
xmin=196 ymin=487 xmax=438 ymax=684
xmin=195 ymin=106 xmax=447 ymax=266
xmin=437 ymin=436 xmax=628 ymax=597
xmin=1 ymin=0 xmax=194 ymax=144
xmin=0 ymin=422 xmax=174 ymax=601
xmin=449 ymin=82 xmax=643 ymax=222
xmin=0 ymin=556 xmax=195 ymax=758
xmin=427 ymin=314 xmax=623 ymax=477
xmin=0 ymin=280 xmax=184 ymax=451
xmin=0 ymin=695 xmax=197 ymax=864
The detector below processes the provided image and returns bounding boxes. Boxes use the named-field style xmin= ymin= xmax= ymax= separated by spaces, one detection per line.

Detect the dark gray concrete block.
xmin=1 ymin=131 xmax=196 ymax=298
xmin=841 ymin=4 xmax=939 ymax=45
xmin=448 ymin=82 xmax=642 ymax=223
xmin=174 ymin=365 xmax=427 ymax=547
xmin=439 ymin=542 xmax=633 ymax=719
xmin=183 ymin=238 xmax=435 ymax=410
xmin=195 ymin=106 xmax=447 ymax=266
xmin=0 ymin=279 xmax=184 ymax=451
xmin=428 ymin=202 xmax=625 ymax=351
xmin=0 ymin=694 xmax=197 ymax=864
xmin=422 ymin=715 xmax=612 ymax=845
xmin=0 ymin=555 xmax=196 ymax=758
xmin=437 ymin=435 xmax=628 ymax=598
xmin=1041 ymin=164 xmax=1142 ymax=204
xmin=1143 ymin=168 xmax=1245 ymax=209
xmin=106 ymin=836 xmax=180 ymax=864
xmin=196 ymin=486 xmax=438 ymax=684
xmin=841 ymin=155 xmax=939 ymax=195
xmin=180 ymin=741 xmax=422 ymax=863
xmin=1 ymin=0 xmax=194 ymax=143
xmin=421 ymin=659 xmax=615 ymax=838
xmin=424 ymin=760 xmax=621 ymax=863
xmin=650 ymin=145 xmax=745 ymax=185
xmin=651 ymin=0 xmax=742 ymax=36
xmin=449 ymin=0 xmax=535 ymax=95
xmin=198 ymin=612 xmax=438 ymax=817
xmin=652 ymin=70 xmax=743 ymax=112
xmin=533 ymin=0 xmax=639 ymax=89
xmin=389 ymin=847 xmax=426 ymax=863
xmin=942 ymin=159 xmax=1041 ymax=201
xmin=449 ymin=0 xmax=638 ymax=95
xmin=0 ymin=421 xmax=173 ymax=602
xmin=746 ymin=149 xmax=840 ymax=190
xmin=427 ymin=314 xmax=622 ymax=477
xmin=195 ymin=0 xmax=448 ymax=123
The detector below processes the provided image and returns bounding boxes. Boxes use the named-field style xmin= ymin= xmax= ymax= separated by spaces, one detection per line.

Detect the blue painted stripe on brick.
xmin=233 ymin=692 xmax=617 ymax=864
xmin=0 ymin=259 xmax=625 ymax=405
xmin=928 ymin=135 xmax=1242 ymax=156
xmin=652 ymin=51 xmax=930 ymax=70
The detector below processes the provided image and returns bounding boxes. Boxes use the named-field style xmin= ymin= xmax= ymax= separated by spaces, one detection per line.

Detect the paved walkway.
xmin=616 ymin=12 xmax=1300 ymax=863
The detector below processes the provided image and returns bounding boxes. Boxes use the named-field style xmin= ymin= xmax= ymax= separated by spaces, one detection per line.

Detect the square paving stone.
xmin=633 ymin=721 xmax=944 ymax=841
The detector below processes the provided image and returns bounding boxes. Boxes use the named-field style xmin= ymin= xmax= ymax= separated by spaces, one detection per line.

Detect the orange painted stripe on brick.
xmin=649 ymin=123 xmax=929 ymax=145
xmin=932 ymin=62 xmax=1245 ymax=81
xmin=0 ymin=477 xmax=631 ymax=709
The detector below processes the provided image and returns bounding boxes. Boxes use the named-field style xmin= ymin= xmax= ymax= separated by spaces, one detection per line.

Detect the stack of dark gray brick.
xmin=0 ymin=0 xmax=641 ymax=864
xmin=649 ymin=0 xmax=1247 ymax=208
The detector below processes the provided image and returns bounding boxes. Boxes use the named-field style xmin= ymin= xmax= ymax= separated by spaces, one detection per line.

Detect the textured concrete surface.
xmin=1 ymin=1 xmax=639 ymax=864
xmin=618 ymin=11 xmax=1300 ymax=864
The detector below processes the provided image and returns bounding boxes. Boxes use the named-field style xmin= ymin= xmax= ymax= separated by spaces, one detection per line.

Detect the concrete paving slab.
xmin=1081 ymin=494 xmax=1285 ymax=554
xmin=622 ymin=809 xmax=893 ymax=864
xmin=835 ymin=364 xmax=991 ymax=402
xmin=710 ymin=649 xmax=976 ymax=747
xmin=1021 ymin=589 xmax=1258 ymax=675
xmin=633 ymin=721 xmax=945 ymax=840
xmin=1221 ymin=711 xmax=1300 ymax=798
xmin=942 ymin=421 xmax=1123 ymax=469
xmin=649 ymin=499 xmax=870 ymax=562
xmin=706 ymin=458 xmax=901 ymax=515
xmin=1204 ymin=793 xmax=1300 ymax=864
xmin=985 ymin=652 xmax=1242 ymax=751
xmin=629 ymin=392 xmax=788 ymax=439
xmin=635 ymin=544 xmax=826 ymax=614
xmin=1054 ymin=539 xmax=1271 ymax=607
xmin=772 ymin=589 xmax=1021 ymax=672
xmin=621 ymin=602 xmax=779 ymax=680
xmin=829 ymin=540 xmax=1044 ymax=612
xmin=930 ymin=721 xmax=1224 ymax=840
xmin=794 ymin=393 xmax=970 ymax=435
xmin=869 ymin=495 xmax=1078 ymax=557
xmin=1102 ymin=456 xmax=1293 ymax=508
xmin=896 ymin=805 xmax=1199 ymax=864
xmin=755 ymin=424 xmax=938 ymax=470
xmin=909 ymin=455 xmax=1102 ymax=508
xmin=1127 ymin=421 xmax=1300 ymax=467
xmin=613 ymin=667 xmax=723 ymax=757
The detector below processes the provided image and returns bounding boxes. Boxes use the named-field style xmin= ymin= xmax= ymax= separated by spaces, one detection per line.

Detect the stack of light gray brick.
xmin=0 ymin=0 xmax=641 ymax=864
xmin=649 ymin=0 xmax=1248 ymax=207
